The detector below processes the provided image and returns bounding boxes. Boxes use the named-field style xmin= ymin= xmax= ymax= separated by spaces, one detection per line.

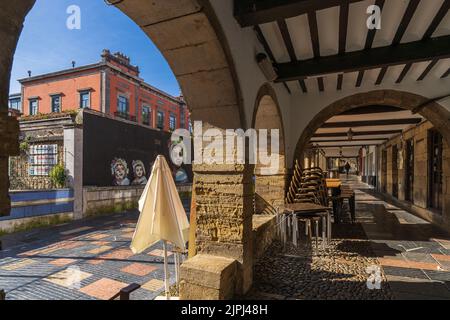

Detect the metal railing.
xmin=114 ymin=111 xmax=136 ymax=122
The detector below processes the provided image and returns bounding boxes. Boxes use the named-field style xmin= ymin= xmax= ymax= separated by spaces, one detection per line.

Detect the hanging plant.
xmin=49 ymin=164 xmax=66 ymax=188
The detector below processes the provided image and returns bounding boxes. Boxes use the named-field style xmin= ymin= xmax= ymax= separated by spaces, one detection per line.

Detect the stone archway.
xmin=293 ymin=89 xmax=450 ymax=231
xmin=0 ymin=0 xmax=253 ymax=299
xmin=294 ymin=90 xmax=450 ymax=161
xmin=252 ymin=83 xmax=286 ymax=214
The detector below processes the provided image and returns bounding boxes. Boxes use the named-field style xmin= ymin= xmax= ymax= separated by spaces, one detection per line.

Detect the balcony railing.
xmin=114 ymin=111 xmax=136 ymax=122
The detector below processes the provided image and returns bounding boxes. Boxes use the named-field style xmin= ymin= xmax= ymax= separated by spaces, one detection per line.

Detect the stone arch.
xmin=0 ymin=0 xmax=253 ymax=298
xmin=294 ymin=90 xmax=450 ymax=162
xmin=251 ymin=83 xmax=286 ymax=214
xmin=293 ymin=89 xmax=450 ymax=232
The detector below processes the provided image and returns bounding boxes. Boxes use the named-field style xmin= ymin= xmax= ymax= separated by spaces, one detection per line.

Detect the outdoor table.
xmin=279 ymin=203 xmax=331 ymax=249
xmin=326 ymin=179 xmax=342 ymax=222
xmin=326 ymin=179 xmax=342 ymax=190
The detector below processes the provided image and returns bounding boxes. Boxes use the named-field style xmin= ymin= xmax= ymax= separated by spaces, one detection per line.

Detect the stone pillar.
xmin=180 ymin=162 xmax=254 ymax=299
xmin=63 ymin=123 xmax=84 ymax=219
xmin=0 ymin=1 xmax=35 ymax=217
xmin=0 ymin=113 xmax=19 ymax=216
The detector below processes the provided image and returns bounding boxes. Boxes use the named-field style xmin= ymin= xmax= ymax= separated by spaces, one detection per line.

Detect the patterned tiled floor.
xmin=346 ymin=176 xmax=450 ymax=300
xmin=0 ymin=211 xmax=181 ymax=300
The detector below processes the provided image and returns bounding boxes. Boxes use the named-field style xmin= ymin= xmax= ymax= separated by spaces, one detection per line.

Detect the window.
xmin=51 ymin=95 xmax=61 ymax=113
xmin=169 ymin=114 xmax=176 ymax=131
xmin=9 ymin=98 xmax=21 ymax=111
xmin=142 ymin=106 xmax=151 ymax=125
xmin=157 ymin=111 xmax=165 ymax=129
xmin=28 ymin=144 xmax=58 ymax=176
xmin=29 ymin=99 xmax=38 ymax=115
xmin=80 ymin=91 xmax=90 ymax=109
xmin=117 ymin=95 xmax=129 ymax=114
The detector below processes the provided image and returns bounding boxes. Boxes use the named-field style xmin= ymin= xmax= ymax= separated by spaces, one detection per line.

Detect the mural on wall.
xmin=111 ymin=158 xmax=130 ymax=186
xmin=83 ymin=111 xmax=193 ymax=187
xmin=168 ymin=137 xmax=190 ymax=184
xmin=175 ymin=168 xmax=189 ymax=184
xmin=132 ymin=160 xmax=148 ymax=185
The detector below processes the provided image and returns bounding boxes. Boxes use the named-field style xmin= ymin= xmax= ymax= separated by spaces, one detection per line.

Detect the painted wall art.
xmin=111 ymin=158 xmax=130 ymax=186
xmin=132 ymin=160 xmax=148 ymax=185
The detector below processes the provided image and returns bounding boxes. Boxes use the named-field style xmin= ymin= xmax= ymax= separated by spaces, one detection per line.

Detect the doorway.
xmin=405 ymin=139 xmax=414 ymax=202
xmin=381 ymin=150 xmax=387 ymax=193
xmin=392 ymin=145 xmax=398 ymax=198
xmin=428 ymin=130 xmax=443 ymax=212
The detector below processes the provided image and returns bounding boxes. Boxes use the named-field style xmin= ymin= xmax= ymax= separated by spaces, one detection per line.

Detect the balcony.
xmin=114 ymin=111 xmax=136 ymax=122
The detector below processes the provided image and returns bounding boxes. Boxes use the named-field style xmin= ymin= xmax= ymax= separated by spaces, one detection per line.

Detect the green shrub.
xmin=19 ymin=136 xmax=31 ymax=154
xmin=49 ymin=164 xmax=66 ymax=188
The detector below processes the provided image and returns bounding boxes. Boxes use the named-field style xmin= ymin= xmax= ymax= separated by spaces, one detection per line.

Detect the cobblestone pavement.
xmin=0 ymin=211 xmax=183 ymax=300
xmin=248 ymin=175 xmax=450 ymax=300
xmin=248 ymin=231 xmax=393 ymax=300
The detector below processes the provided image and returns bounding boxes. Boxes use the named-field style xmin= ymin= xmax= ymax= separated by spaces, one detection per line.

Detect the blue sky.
xmin=9 ymin=0 xmax=180 ymax=96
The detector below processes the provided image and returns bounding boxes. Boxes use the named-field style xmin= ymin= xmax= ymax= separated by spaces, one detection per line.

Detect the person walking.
xmin=345 ymin=162 xmax=351 ymax=178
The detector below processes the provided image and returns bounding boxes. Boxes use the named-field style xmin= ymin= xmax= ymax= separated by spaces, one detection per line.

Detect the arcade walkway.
xmin=249 ymin=175 xmax=450 ymax=300
xmin=1 ymin=176 xmax=450 ymax=300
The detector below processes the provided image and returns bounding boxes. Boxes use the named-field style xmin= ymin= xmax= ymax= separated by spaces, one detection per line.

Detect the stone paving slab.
xmin=347 ymin=176 xmax=450 ymax=300
xmin=0 ymin=211 xmax=181 ymax=300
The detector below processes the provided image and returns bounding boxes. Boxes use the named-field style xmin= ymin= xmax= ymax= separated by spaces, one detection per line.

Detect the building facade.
xmin=11 ymin=50 xmax=189 ymax=132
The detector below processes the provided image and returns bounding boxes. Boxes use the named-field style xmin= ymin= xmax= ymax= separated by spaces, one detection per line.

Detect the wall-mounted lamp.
xmin=347 ymin=128 xmax=354 ymax=141
xmin=256 ymin=53 xmax=277 ymax=82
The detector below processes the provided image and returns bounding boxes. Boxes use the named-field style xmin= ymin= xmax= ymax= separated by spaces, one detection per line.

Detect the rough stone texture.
xmin=82 ymin=186 xmax=145 ymax=216
xmin=0 ymin=1 xmax=35 ymax=215
xmin=0 ymin=115 xmax=20 ymax=216
xmin=255 ymin=174 xmax=286 ymax=215
xmin=252 ymin=215 xmax=277 ymax=261
xmin=117 ymin=0 xmax=244 ymax=130
xmin=193 ymin=162 xmax=254 ymax=295
xmin=179 ymin=254 xmax=237 ymax=300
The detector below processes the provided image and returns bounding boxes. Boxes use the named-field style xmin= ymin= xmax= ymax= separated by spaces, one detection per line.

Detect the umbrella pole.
xmin=163 ymin=240 xmax=170 ymax=298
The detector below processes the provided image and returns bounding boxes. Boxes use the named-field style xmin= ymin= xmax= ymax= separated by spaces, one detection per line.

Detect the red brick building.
xmin=16 ymin=50 xmax=189 ymax=132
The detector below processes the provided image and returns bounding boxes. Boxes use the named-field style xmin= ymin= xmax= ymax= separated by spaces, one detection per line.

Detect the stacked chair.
xmin=285 ymin=161 xmax=330 ymax=249
xmin=286 ymin=160 xmax=328 ymax=207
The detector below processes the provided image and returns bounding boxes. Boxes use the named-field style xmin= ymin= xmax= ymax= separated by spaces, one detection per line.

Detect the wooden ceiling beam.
xmin=275 ymin=36 xmax=450 ymax=82
xmin=234 ymin=0 xmax=364 ymax=27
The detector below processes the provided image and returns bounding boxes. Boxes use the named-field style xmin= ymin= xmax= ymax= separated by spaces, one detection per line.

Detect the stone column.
xmin=193 ymin=163 xmax=254 ymax=294
xmin=180 ymin=161 xmax=255 ymax=299
xmin=0 ymin=1 xmax=35 ymax=217
xmin=0 ymin=113 xmax=19 ymax=216
xmin=63 ymin=122 xmax=84 ymax=220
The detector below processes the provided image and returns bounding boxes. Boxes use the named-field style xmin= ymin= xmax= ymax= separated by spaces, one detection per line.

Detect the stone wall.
xmin=82 ymin=185 xmax=144 ymax=217
xmin=254 ymin=174 xmax=286 ymax=215
xmin=252 ymin=215 xmax=277 ymax=261
xmin=379 ymin=120 xmax=450 ymax=232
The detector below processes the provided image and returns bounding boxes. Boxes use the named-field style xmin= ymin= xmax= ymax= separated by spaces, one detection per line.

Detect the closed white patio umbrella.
xmin=130 ymin=155 xmax=190 ymax=298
